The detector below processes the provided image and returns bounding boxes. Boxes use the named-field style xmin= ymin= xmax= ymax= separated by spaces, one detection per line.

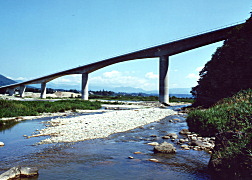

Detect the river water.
xmin=0 ymin=106 xmax=212 ymax=179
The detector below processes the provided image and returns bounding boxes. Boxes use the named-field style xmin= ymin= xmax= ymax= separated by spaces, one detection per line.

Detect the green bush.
xmin=187 ymin=89 xmax=252 ymax=136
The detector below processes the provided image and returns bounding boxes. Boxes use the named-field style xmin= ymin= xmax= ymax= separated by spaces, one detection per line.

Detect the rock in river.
xmin=0 ymin=142 xmax=4 ymax=146
xmin=154 ymin=142 xmax=176 ymax=154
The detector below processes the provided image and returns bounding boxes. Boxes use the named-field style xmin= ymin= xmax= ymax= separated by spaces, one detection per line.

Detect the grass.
xmin=0 ymin=99 xmax=102 ymax=118
xmin=186 ymin=89 xmax=252 ymax=176
xmin=187 ymin=89 xmax=252 ymax=136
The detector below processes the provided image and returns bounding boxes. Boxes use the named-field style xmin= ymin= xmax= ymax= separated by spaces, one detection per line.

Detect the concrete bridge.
xmin=0 ymin=23 xmax=243 ymax=104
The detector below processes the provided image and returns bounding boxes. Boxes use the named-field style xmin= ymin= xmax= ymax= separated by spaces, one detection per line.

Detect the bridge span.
xmin=0 ymin=23 xmax=243 ymax=104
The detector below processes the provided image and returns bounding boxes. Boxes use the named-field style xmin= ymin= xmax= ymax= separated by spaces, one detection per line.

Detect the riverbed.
xmin=0 ymin=105 xmax=212 ymax=179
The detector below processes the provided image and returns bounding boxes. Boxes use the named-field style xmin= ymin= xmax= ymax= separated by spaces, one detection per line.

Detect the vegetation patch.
xmin=0 ymin=99 xmax=101 ymax=118
xmin=187 ymin=89 xmax=252 ymax=177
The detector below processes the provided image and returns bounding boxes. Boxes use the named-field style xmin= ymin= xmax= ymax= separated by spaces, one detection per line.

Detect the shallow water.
xmin=0 ymin=108 xmax=212 ymax=179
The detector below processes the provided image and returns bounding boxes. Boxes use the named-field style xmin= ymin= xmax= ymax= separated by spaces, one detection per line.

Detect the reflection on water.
xmin=0 ymin=108 xmax=212 ymax=179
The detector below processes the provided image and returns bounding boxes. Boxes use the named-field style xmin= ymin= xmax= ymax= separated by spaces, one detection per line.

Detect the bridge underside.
xmin=0 ymin=23 xmax=242 ymax=104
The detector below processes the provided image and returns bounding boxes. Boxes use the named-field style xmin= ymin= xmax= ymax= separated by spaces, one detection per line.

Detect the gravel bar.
xmin=36 ymin=107 xmax=177 ymax=144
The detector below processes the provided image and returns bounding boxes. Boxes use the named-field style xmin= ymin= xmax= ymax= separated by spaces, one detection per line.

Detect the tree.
xmin=191 ymin=16 xmax=252 ymax=107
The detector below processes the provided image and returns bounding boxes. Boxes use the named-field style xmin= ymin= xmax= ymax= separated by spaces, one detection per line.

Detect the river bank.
xmin=0 ymin=105 xmax=214 ymax=179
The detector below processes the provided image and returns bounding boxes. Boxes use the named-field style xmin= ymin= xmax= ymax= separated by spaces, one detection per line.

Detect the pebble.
xmin=133 ymin=151 xmax=142 ymax=154
xmin=147 ymin=142 xmax=159 ymax=146
xmin=148 ymin=159 xmax=159 ymax=163
xmin=162 ymin=136 xmax=170 ymax=139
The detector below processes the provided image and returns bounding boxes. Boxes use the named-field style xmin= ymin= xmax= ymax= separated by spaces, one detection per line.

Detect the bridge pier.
xmin=40 ymin=82 xmax=47 ymax=99
xmin=8 ymin=88 xmax=15 ymax=96
xmin=159 ymin=55 xmax=169 ymax=105
xmin=81 ymin=73 xmax=89 ymax=100
xmin=19 ymin=85 xmax=26 ymax=98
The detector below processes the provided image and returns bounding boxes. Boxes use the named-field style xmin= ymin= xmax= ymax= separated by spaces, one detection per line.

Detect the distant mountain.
xmin=0 ymin=74 xmax=192 ymax=95
xmin=46 ymin=83 xmax=191 ymax=95
xmin=0 ymin=74 xmax=17 ymax=87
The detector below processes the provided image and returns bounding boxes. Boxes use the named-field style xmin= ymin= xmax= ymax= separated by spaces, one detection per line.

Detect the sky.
xmin=0 ymin=0 xmax=251 ymax=92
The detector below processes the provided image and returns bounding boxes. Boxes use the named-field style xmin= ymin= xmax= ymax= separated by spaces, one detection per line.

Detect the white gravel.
xmin=36 ymin=107 xmax=177 ymax=144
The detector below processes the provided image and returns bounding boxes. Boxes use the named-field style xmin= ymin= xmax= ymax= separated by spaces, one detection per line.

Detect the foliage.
xmin=0 ymin=99 xmax=101 ymax=118
xmin=191 ymin=16 xmax=252 ymax=107
xmin=187 ymin=89 xmax=252 ymax=177
xmin=187 ymin=89 xmax=252 ymax=136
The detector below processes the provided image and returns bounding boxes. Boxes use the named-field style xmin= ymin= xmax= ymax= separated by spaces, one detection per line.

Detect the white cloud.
xmin=145 ymin=72 xmax=158 ymax=79
xmin=46 ymin=70 xmax=158 ymax=91
xmin=7 ymin=76 xmax=27 ymax=81
xmin=186 ymin=73 xmax=199 ymax=80
xmin=185 ymin=66 xmax=203 ymax=80
xmin=103 ymin=70 xmax=121 ymax=78
xmin=52 ymin=74 xmax=81 ymax=85
xmin=196 ymin=66 xmax=203 ymax=72
xmin=90 ymin=70 xmax=158 ymax=91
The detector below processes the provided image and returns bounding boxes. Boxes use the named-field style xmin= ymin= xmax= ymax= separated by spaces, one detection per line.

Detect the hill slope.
xmin=0 ymin=74 xmax=16 ymax=87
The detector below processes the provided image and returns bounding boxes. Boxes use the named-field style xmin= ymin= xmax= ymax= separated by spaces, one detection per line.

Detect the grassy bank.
xmin=186 ymin=89 xmax=252 ymax=177
xmin=0 ymin=99 xmax=102 ymax=118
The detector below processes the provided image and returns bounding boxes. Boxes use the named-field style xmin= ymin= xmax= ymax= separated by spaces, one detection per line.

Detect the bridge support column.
xmin=81 ymin=73 xmax=89 ymax=100
xmin=8 ymin=88 xmax=15 ymax=96
xmin=40 ymin=82 xmax=47 ymax=99
xmin=159 ymin=55 xmax=169 ymax=105
xmin=19 ymin=85 xmax=26 ymax=98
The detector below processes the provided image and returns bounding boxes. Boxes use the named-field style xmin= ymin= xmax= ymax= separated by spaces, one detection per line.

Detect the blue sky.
xmin=0 ymin=0 xmax=251 ymax=91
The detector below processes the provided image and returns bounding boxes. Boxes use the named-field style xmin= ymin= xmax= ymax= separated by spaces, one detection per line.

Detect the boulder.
xmin=154 ymin=142 xmax=176 ymax=154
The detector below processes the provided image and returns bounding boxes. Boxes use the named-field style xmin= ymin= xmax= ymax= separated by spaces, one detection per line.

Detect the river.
xmin=0 ymin=106 xmax=212 ymax=179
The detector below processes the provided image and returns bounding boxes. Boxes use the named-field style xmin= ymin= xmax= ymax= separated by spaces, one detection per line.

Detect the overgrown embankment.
xmin=187 ymin=89 xmax=252 ymax=178
xmin=0 ymin=99 xmax=101 ymax=118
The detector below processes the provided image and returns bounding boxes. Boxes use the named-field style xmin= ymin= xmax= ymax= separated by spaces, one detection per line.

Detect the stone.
xmin=0 ymin=166 xmax=38 ymax=180
xmin=0 ymin=167 xmax=20 ymax=180
xmin=191 ymin=136 xmax=197 ymax=141
xmin=150 ymin=135 xmax=157 ymax=137
xmin=190 ymin=140 xmax=204 ymax=146
xmin=20 ymin=167 xmax=38 ymax=177
xmin=147 ymin=142 xmax=159 ymax=146
xmin=179 ymin=139 xmax=185 ymax=143
xmin=179 ymin=129 xmax=189 ymax=135
xmin=133 ymin=151 xmax=142 ymax=154
xmin=128 ymin=156 xmax=134 ymax=159
xmin=0 ymin=142 xmax=4 ymax=146
xmin=162 ymin=136 xmax=170 ymax=139
xmin=148 ymin=158 xmax=159 ymax=163
xmin=181 ymin=144 xmax=189 ymax=148
xmin=154 ymin=142 xmax=176 ymax=154
xmin=167 ymin=133 xmax=178 ymax=139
